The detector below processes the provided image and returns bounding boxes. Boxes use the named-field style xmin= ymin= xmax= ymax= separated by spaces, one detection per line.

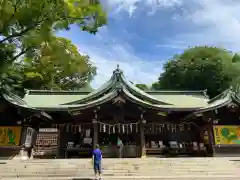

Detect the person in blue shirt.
xmin=92 ymin=144 xmax=102 ymax=180
xmin=117 ymin=137 xmax=123 ymax=158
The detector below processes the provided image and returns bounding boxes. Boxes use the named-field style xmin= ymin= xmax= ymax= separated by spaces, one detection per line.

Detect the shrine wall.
xmin=209 ymin=107 xmax=240 ymax=157
xmin=144 ymin=123 xmax=201 ymax=142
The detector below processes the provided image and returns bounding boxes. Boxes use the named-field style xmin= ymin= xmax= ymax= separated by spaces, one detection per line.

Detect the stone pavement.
xmin=0 ymin=176 xmax=239 ymax=180
xmin=0 ymin=157 xmax=240 ymax=179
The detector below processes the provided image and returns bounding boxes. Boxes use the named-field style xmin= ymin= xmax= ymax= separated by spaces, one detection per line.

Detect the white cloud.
xmin=79 ymin=0 xmax=240 ymax=88
xmin=167 ymin=0 xmax=240 ymax=52
xmin=102 ymin=0 xmax=183 ymax=16
xmin=79 ymin=43 xmax=163 ymax=88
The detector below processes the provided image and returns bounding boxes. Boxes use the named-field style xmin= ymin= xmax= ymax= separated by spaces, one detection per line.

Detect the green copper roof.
xmin=122 ymin=88 xmax=204 ymax=110
xmin=24 ymin=90 xmax=88 ymax=107
xmin=1 ymin=88 xmax=52 ymax=120
xmin=2 ymin=66 xmax=236 ymax=112
xmin=184 ymin=89 xmax=235 ymax=118
xmin=32 ymin=90 xmax=119 ymax=111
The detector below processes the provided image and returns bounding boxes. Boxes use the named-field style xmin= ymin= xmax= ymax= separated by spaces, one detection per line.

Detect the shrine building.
xmin=1 ymin=66 xmax=240 ymax=158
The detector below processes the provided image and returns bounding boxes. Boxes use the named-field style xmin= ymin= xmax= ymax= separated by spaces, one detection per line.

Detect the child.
xmin=92 ymin=144 xmax=102 ymax=180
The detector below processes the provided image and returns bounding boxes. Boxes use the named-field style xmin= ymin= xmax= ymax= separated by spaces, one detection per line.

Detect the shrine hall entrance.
xmin=60 ymin=123 xmax=93 ymax=158
xmin=98 ymin=119 xmax=141 ymax=158
xmin=144 ymin=122 xmax=207 ymax=157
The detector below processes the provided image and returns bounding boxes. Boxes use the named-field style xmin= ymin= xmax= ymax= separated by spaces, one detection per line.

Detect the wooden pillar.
xmin=92 ymin=119 xmax=98 ymax=149
xmin=58 ymin=124 xmax=65 ymax=158
xmin=207 ymin=122 xmax=214 ymax=156
xmin=140 ymin=119 xmax=146 ymax=158
xmin=202 ymin=115 xmax=215 ymax=156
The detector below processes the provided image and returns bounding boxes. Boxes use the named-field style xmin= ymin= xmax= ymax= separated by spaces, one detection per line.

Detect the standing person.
xmin=92 ymin=144 xmax=102 ymax=180
xmin=117 ymin=137 xmax=124 ymax=158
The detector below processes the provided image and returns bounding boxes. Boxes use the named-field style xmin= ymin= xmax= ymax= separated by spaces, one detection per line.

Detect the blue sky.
xmin=57 ymin=0 xmax=240 ymax=88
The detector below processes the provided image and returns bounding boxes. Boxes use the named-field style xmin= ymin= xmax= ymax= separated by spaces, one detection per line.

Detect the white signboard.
xmin=25 ymin=127 xmax=35 ymax=148
xmin=39 ymin=128 xmax=58 ymax=133
xmin=83 ymin=137 xmax=92 ymax=144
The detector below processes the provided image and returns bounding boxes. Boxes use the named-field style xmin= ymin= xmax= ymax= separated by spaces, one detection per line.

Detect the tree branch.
xmin=12 ymin=47 xmax=32 ymax=61
xmin=0 ymin=21 xmax=44 ymax=44
xmin=0 ymin=15 xmax=91 ymax=44
xmin=5 ymin=0 xmax=22 ymax=27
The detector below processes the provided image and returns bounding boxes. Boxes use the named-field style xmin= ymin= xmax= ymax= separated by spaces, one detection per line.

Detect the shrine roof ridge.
xmin=25 ymin=89 xmax=91 ymax=95
xmin=145 ymin=90 xmax=208 ymax=97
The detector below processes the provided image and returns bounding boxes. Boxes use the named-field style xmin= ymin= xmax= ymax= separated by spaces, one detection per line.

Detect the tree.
xmin=156 ymin=46 xmax=240 ymax=98
xmin=13 ymin=37 xmax=96 ymax=91
xmin=135 ymin=84 xmax=149 ymax=91
xmin=0 ymin=0 xmax=106 ymax=67
xmin=0 ymin=0 xmax=106 ymax=92
xmin=151 ymin=82 xmax=161 ymax=90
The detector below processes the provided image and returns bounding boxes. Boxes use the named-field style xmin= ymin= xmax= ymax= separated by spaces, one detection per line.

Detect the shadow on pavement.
xmin=230 ymin=160 xmax=240 ymax=162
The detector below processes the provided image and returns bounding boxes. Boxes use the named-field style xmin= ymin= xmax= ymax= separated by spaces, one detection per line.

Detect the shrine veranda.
xmin=1 ymin=66 xmax=240 ymax=158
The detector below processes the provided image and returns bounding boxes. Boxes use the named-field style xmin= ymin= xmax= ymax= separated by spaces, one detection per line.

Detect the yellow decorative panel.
xmin=213 ymin=125 xmax=240 ymax=145
xmin=0 ymin=126 xmax=22 ymax=146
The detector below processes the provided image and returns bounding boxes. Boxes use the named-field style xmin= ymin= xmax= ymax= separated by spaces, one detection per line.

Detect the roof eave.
xmin=122 ymin=88 xmax=201 ymax=111
xmin=34 ymin=90 xmax=119 ymax=112
xmin=120 ymin=74 xmax=173 ymax=105
xmin=62 ymin=76 xmax=117 ymax=105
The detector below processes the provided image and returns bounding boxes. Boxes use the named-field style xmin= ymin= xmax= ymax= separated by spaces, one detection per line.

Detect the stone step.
xmin=1 ymin=170 xmax=238 ymax=177
xmin=0 ymin=169 xmax=235 ymax=174
xmin=2 ymin=163 xmax=233 ymax=168
xmin=2 ymin=175 xmax=240 ymax=180
xmin=0 ymin=169 xmax=236 ymax=173
xmin=1 ymin=173 xmax=237 ymax=177
xmin=1 ymin=158 xmax=239 ymax=179
xmin=2 ymin=172 xmax=239 ymax=178
xmin=7 ymin=158 xmax=229 ymax=162
xmin=5 ymin=162 xmax=223 ymax=166
xmin=0 ymin=167 xmax=237 ymax=173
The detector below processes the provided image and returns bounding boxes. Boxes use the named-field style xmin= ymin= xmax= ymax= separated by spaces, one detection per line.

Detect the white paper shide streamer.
xmin=98 ymin=121 xmax=140 ymax=134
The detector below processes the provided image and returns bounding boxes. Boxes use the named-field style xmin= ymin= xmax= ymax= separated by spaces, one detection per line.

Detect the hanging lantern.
xmin=103 ymin=124 xmax=106 ymax=132
xmin=122 ymin=124 xmax=125 ymax=133
xmin=113 ymin=125 xmax=115 ymax=134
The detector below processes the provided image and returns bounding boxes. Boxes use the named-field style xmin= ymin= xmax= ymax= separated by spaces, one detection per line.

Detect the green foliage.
xmin=0 ymin=0 xmax=106 ymax=93
xmin=0 ymin=43 xmax=16 ymax=72
xmin=13 ymin=37 xmax=96 ymax=91
xmin=0 ymin=63 xmax=25 ymax=96
xmin=0 ymin=0 xmax=106 ymax=61
xmin=135 ymin=84 xmax=149 ymax=91
xmin=151 ymin=82 xmax=161 ymax=90
xmin=155 ymin=46 xmax=240 ymax=98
